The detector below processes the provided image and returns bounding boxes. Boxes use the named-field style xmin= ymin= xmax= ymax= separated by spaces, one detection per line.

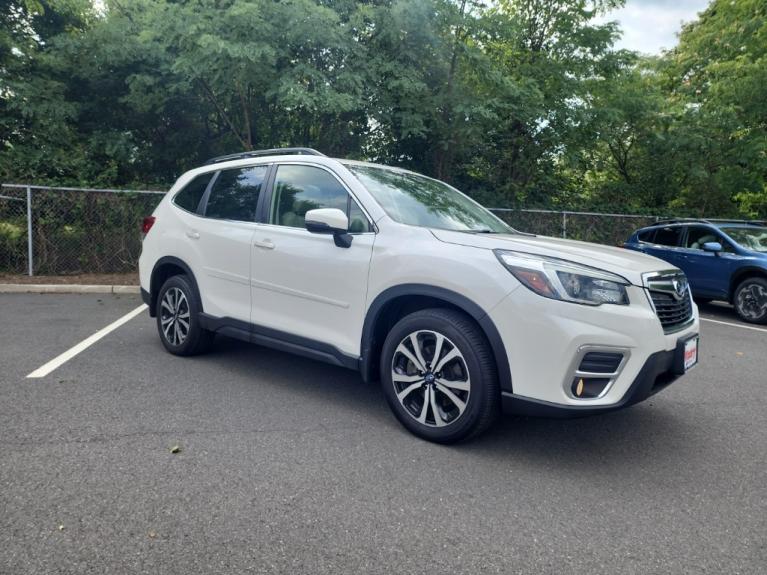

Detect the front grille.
xmin=649 ymin=289 xmax=693 ymax=331
xmin=645 ymin=271 xmax=694 ymax=333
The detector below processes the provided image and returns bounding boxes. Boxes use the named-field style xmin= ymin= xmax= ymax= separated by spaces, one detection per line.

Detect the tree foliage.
xmin=0 ymin=0 xmax=765 ymax=217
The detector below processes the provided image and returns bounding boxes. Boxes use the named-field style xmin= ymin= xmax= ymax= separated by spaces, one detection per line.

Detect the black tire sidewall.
xmin=380 ymin=309 xmax=497 ymax=443
xmin=734 ymin=277 xmax=767 ymax=324
xmin=156 ymin=275 xmax=208 ymax=355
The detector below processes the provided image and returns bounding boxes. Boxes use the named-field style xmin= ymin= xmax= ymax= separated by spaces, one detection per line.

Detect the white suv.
xmin=139 ymin=148 xmax=700 ymax=443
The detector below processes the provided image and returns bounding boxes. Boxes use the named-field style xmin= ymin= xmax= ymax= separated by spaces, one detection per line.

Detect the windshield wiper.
xmin=468 ymin=229 xmax=496 ymax=234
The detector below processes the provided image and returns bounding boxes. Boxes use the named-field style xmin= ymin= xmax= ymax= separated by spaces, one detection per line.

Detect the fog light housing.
xmin=572 ymin=377 xmax=611 ymax=398
xmin=566 ymin=349 xmax=628 ymax=400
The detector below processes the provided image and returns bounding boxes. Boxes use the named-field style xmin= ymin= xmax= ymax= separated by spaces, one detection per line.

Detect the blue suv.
xmin=625 ymin=219 xmax=767 ymax=324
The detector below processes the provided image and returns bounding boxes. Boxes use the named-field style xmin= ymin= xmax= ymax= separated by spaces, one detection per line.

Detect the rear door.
xmin=191 ymin=164 xmax=269 ymax=322
xmin=642 ymin=225 xmax=686 ymax=268
xmin=626 ymin=228 xmax=656 ymax=252
xmin=249 ymin=163 xmax=375 ymax=356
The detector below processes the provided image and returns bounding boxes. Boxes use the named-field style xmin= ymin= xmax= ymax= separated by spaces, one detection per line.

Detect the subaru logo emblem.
xmin=672 ymin=278 xmax=688 ymax=299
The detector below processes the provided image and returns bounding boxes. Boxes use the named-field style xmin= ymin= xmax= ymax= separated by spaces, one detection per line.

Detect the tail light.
xmin=141 ymin=216 xmax=156 ymax=239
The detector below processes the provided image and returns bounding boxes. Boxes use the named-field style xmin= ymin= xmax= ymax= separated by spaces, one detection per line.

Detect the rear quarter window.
xmin=173 ymin=173 xmax=213 ymax=213
xmin=637 ymin=229 xmax=655 ymax=242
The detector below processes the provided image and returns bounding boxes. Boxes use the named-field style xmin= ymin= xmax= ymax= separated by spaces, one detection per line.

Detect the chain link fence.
xmin=0 ymin=184 xmax=165 ymax=276
xmin=0 ymin=182 xmax=753 ymax=277
xmin=0 ymin=188 xmax=30 ymax=274
xmin=489 ymin=208 xmax=662 ymax=246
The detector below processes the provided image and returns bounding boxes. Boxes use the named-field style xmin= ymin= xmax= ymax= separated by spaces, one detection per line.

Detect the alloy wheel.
xmin=737 ymin=282 xmax=767 ymax=321
xmin=160 ymin=287 xmax=190 ymax=346
xmin=391 ymin=330 xmax=471 ymax=427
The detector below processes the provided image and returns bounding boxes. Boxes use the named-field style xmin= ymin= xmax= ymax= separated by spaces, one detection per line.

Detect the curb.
xmin=0 ymin=284 xmax=140 ymax=295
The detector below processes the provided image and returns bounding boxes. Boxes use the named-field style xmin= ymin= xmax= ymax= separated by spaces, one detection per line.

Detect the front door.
xmin=249 ymin=163 xmax=374 ymax=357
xmin=678 ymin=225 xmax=735 ymax=299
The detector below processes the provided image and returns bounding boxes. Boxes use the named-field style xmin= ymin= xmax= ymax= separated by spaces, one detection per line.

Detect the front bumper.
xmin=501 ymin=346 xmax=684 ymax=417
xmin=487 ymin=280 xmax=699 ymax=412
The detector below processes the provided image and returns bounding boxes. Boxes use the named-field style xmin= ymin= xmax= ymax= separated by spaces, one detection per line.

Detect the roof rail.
xmin=653 ymin=218 xmax=713 ymax=226
xmin=652 ymin=217 xmax=766 ymax=227
xmin=708 ymin=218 xmax=767 ymax=226
xmin=204 ymin=147 xmax=326 ymax=165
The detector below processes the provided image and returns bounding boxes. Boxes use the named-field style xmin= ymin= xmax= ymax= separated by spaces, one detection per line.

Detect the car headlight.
xmin=494 ymin=249 xmax=629 ymax=306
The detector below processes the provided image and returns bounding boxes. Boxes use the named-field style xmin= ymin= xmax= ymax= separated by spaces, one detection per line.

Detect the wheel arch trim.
xmin=149 ymin=256 xmax=203 ymax=317
xmin=360 ymin=284 xmax=512 ymax=392
xmin=730 ymin=266 xmax=767 ymax=299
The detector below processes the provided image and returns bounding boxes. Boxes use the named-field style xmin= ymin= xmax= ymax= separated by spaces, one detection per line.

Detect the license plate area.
xmin=674 ymin=334 xmax=699 ymax=374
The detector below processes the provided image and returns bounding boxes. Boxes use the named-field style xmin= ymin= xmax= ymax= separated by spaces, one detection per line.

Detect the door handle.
xmin=253 ymin=239 xmax=275 ymax=250
xmin=186 ymin=230 xmax=200 ymax=240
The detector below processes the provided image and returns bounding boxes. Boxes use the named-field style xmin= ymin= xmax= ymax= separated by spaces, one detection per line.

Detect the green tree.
xmin=663 ymin=0 xmax=767 ymax=216
xmin=459 ymin=0 xmax=627 ymax=207
xmin=1 ymin=0 xmax=764 ymax=221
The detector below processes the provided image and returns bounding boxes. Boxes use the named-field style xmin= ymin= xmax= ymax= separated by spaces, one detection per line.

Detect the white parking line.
xmin=27 ymin=304 xmax=148 ymax=379
xmin=700 ymin=317 xmax=767 ymax=333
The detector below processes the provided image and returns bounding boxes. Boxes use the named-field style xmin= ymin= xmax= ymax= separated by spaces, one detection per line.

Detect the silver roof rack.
xmin=204 ymin=147 xmax=326 ymax=165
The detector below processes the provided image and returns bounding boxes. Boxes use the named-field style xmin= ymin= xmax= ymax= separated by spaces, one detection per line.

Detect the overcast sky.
xmin=599 ymin=0 xmax=711 ymax=54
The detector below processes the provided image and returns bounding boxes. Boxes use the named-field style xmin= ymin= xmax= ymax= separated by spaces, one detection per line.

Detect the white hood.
xmin=430 ymin=230 xmax=677 ymax=286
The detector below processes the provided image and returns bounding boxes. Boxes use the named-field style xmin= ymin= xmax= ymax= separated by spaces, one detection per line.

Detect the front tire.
xmin=733 ymin=277 xmax=767 ymax=324
xmin=380 ymin=308 xmax=499 ymax=444
xmin=156 ymin=275 xmax=214 ymax=355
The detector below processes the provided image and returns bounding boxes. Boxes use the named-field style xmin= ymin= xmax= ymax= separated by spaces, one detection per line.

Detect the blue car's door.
xmin=677 ymin=225 xmax=735 ymax=299
xmin=640 ymin=225 xmax=687 ymax=268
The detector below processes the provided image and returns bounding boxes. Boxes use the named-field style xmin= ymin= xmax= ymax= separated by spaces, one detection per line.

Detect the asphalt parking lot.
xmin=1 ymin=294 xmax=765 ymax=574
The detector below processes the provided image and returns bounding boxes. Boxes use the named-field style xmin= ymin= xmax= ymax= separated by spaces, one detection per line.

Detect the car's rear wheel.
xmin=156 ymin=275 xmax=214 ymax=355
xmin=380 ymin=308 xmax=499 ymax=443
xmin=734 ymin=277 xmax=767 ymax=324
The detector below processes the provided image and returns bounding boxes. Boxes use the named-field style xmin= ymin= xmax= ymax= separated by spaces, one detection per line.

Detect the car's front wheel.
xmin=156 ymin=275 xmax=214 ymax=355
xmin=380 ymin=308 xmax=499 ymax=443
xmin=733 ymin=277 xmax=767 ymax=324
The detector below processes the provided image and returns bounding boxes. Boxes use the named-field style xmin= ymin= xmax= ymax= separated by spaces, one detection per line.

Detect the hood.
xmin=430 ymin=230 xmax=677 ymax=286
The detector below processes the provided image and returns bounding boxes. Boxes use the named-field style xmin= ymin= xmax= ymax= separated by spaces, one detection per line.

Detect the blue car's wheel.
xmin=734 ymin=277 xmax=767 ymax=325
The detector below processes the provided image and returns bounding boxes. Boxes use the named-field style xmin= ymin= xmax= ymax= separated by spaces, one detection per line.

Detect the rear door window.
xmin=652 ymin=226 xmax=684 ymax=247
xmin=204 ymin=165 xmax=268 ymax=222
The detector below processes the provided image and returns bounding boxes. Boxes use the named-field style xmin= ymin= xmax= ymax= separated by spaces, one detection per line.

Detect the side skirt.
xmin=198 ymin=313 xmax=360 ymax=371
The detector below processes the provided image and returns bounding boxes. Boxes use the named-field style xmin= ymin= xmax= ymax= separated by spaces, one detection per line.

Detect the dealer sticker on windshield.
xmin=683 ymin=337 xmax=699 ymax=371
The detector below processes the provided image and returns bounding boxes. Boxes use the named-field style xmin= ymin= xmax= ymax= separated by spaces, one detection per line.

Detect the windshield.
xmin=723 ymin=227 xmax=767 ymax=253
xmin=346 ymin=164 xmax=514 ymax=234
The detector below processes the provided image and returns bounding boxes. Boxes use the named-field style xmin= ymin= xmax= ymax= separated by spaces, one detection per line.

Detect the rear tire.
xmin=156 ymin=275 xmax=214 ymax=355
xmin=733 ymin=277 xmax=767 ymax=324
xmin=380 ymin=308 xmax=499 ymax=444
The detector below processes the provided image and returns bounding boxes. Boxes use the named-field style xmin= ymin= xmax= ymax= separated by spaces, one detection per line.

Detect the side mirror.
xmin=702 ymin=241 xmax=723 ymax=254
xmin=304 ymin=208 xmax=353 ymax=248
